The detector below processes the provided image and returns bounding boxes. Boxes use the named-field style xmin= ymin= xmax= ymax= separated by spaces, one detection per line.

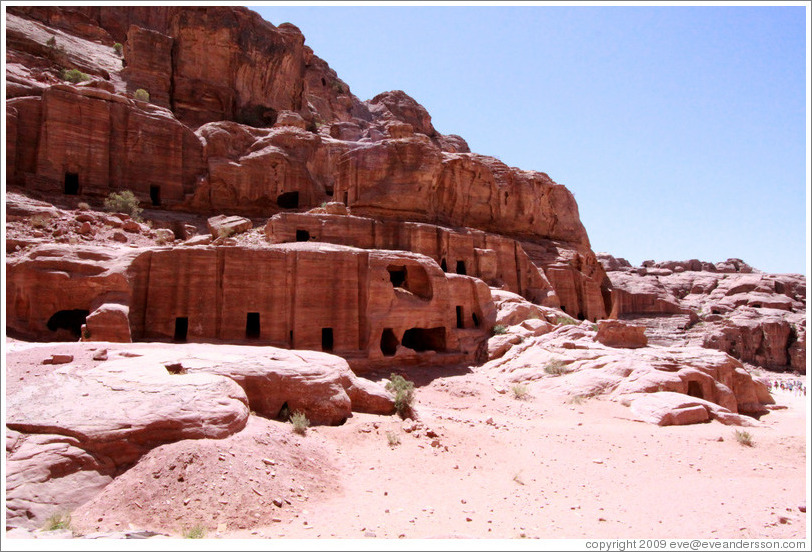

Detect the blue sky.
xmin=250 ymin=3 xmax=809 ymax=275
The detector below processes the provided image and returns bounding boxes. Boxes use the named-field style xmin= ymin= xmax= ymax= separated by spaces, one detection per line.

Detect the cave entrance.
xmin=440 ymin=258 xmax=448 ymax=272
xmin=150 ymin=185 xmax=161 ymax=206
xmin=276 ymin=191 xmax=299 ymax=209
xmin=388 ymin=266 xmax=407 ymax=288
xmin=456 ymin=306 xmax=464 ymax=329
xmin=64 ymin=172 xmax=79 ymax=195
xmin=687 ymin=380 xmax=704 ymax=400
xmin=296 ymin=229 xmax=310 ymax=242
xmin=246 ymin=312 xmax=260 ymax=339
xmin=174 ymin=317 xmax=188 ymax=342
xmin=380 ymin=328 xmax=398 ymax=356
xmin=46 ymin=309 xmax=89 ymax=339
xmin=322 ymin=327 xmax=334 ymax=352
xmin=402 ymin=327 xmax=446 ymax=353
xmin=456 ymin=260 xmax=467 ymax=275
xmin=386 ymin=264 xmax=432 ymax=299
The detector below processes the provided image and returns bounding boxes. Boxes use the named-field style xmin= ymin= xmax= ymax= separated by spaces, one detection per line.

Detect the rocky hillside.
xmin=3 ymin=5 xmax=805 ymax=535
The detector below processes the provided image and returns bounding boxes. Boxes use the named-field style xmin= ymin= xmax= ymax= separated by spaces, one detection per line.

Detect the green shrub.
xmin=77 ymin=202 xmax=91 ymax=211
xmin=386 ymin=431 xmax=401 ymax=447
xmin=43 ymin=512 xmax=71 ymax=531
xmin=386 ymin=374 xmax=415 ymax=419
xmin=734 ymin=430 xmax=754 ymax=447
xmin=134 ymin=88 xmax=150 ymax=102
xmin=103 ymin=190 xmax=142 ymax=220
xmin=511 ymin=382 xmax=530 ymax=400
xmin=492 ymin=324 xmax=508 ymax=336
xmin=113 ymin=42 xmax=123 ymax=56
xmin=544 ymin=359 xmax=572 ymax=376
xmin=59 ymin=68 xmax=90 ymax=84
xmin=554 ymin=315 xmax=578 ymax=326
xmin=290 ymin=410 xmax=310 ymax=435
xmin=183 ymin=525 xmax=206 ymax=539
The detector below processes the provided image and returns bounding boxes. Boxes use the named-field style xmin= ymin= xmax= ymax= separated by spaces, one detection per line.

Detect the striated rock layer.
xmin=6 ymin=5 xmax=612 ymax=324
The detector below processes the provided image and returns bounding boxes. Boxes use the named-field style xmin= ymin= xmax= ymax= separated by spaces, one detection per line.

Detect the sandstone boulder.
xmin=206 ymin=214 xmax=253 ymax=238
xmin=625 ymin=392 xmax=758 ymax=427
xmin=173 ymin=346 xmax=395 ymax=424
xmin=84 ymin=302 xmax=132 ymax=342
xmin=595 ymin=320 xmax=647 ymax=349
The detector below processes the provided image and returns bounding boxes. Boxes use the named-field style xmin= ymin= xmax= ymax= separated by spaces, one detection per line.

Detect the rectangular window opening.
xmin=64 ymin=172 xmax=79 ymax=195
xmin=174 ymin=317 xmax=188 ymax=342
xmin=246 ymin=312 xmax=260 ymax=339
xmin=456 ymin=260 xmax=467 ymax=275
xmin=150 ymin=185 xmax=161 ymax=206
xmin=321 ymin=327 xmax=334 ymax=352
xmin=456 ymin=306 xmax=464 ymax=329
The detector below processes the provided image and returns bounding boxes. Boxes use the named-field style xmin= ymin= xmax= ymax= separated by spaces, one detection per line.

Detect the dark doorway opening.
xmin=388 ymin=266 xmax=407 ymax=288
xmin=456 ymin=306 xmax=464 ymax=329
xmin=276 ymin=191 xmax=299 ymax=209
xmin=440 ymin=258 xmax=448 ymax=272
xmin=402 ymin=327 xmax=446 ymax=353
xmin=322 ymin=328 xmax=334 ymax=352
xmin=380 ymin=328 xmax=399 ymax=356
xmin=64 ymin=172 xmax=79 ymax=195
xmin=174 ymin=317 xmax=188 ymax=342
xmin=277 ymin=401 xmax=290 ymax=421
xmin=46 ymin=309 xmax=89 ymax=339
xmin=246 ymin=312 xmax=260 ymax=339
xmin=296 ymin=229 xmax=310 ymax=242
xmin=150 ymin=185 xmax=161 ymax=206
xmin=343 ymin=191 xmax=348 ymax=205
xmin=471 ymin=312 xmax=480 ymax=327
xmin=687 ymin=380 xmax=704 ymax=399
xmin=325 ymin=186 xmax=334 ymax=197
xmin=456 ymin=260 xmax=467 ymax=275
xmin=289 ymin=330 xmax=294 ymax=347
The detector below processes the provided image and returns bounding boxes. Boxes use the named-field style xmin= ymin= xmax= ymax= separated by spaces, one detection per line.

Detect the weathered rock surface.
xmin=484 ymin=323 xmax=773 ymax=424
xmin=5 ymin=351 xmax=249 ymax=528
xmin=599 ymin=253 xmax=806 ymax=373
xmin=594 ymin=319 xmax=647 ymax=349
xmin=6 ymin=243 xmax=494 ymax=368
xmin=159 ymin=346 xmax=395 ymax=424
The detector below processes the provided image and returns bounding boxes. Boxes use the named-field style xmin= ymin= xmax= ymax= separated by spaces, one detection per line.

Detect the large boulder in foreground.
xmin=172 ymin=346 xmax=396 ymax=424
xmin=5 ymin=353 xmax=249 ymax=528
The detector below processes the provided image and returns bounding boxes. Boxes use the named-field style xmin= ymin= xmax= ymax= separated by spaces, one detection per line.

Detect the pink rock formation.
xmin=6 ymin=243 xmax=495 ymax=369
xmin=599 ymin=253 xmax=806 ymax=373
xmin=484 ymin=323 xmax=773 ymax=424
xmin=595 ymin=319 xmax=647 ymax=349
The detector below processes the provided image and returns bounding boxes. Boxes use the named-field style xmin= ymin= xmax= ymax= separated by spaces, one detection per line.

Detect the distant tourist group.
xmin=770 ymin=379 xmax=807 ymax=396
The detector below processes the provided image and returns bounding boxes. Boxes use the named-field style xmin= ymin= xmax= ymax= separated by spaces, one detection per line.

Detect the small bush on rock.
xmin=104 ymin=190 xmax=142 ymax=221
xmin=43 ymin=512 xmax=71 ymax=532
xmin=492 ymin=324 xmax=508 ymax=336
xmin=60 ymin=68 xmax=89 ymax=84
xmin=544 ymin=359 xmax=572 ymax=376
xmin=113 ymin=42 xmax=123 ymax=56
xmin=134 ymin=88 xmax=150 ymax=102
xmin=290 ymin=410 xmax=310 ymax=435
xmin=386 ymin=374 xmax=415 ymax=419
xmin=511 ymin=382 xmax=530 ymax=400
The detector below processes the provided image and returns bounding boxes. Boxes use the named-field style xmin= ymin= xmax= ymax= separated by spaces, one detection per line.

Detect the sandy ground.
xmin=3 ymin=339 xmax=809 ymax=545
